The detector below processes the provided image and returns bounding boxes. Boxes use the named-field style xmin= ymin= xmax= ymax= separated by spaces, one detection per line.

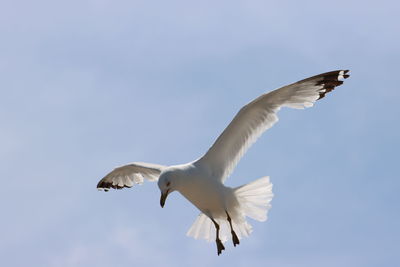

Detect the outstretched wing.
xmin=97 ymin=162 xmax=166 ymax=191
xmin=197 ymin=70 xmax=350 ymax=182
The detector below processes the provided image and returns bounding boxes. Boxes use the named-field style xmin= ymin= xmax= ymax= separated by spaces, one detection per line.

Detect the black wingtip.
xmin=97 ymin=179 xmax=134 ymax=192
xmin=317 ymin=70 xmax=350 ymax=100
xmin=342 ymin=69 xmax=350 ymax=79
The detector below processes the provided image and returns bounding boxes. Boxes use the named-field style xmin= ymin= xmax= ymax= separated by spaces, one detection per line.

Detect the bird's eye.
xmin=166 ymin=181 xmax=171 ymax=187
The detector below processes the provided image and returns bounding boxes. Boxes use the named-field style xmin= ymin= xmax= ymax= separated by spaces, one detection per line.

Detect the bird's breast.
xmin=178 ymin=176 xmax=230 ymax=218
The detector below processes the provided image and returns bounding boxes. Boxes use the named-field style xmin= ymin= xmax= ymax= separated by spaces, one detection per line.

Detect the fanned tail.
xmin=234 ymin=176 xmax=273 ymax=222
xmin=186 ymin=176 xmax=273 ymax=242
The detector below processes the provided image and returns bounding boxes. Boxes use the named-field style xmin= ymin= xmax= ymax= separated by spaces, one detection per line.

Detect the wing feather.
xmin=197 ymin=70 xmax=350 ymax=182
xmin=97 ymin=162 xmax=166 ymax=191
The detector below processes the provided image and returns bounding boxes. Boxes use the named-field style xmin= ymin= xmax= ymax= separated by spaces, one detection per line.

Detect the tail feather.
xmin=187 ymin=213 xmax=213 ymax=242
xmin=187 ymin=214 xmax=252 ymax=243
xmin=186 ymin=176 xmax=273 ymax=242
xmin=235 ymin=176 xmax=273 ymax=222
xmin=187 ymin=213 xmax=217 ymax=242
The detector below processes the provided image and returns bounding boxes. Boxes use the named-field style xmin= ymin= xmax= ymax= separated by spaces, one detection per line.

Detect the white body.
xmin=158 ymin=162 xmax=272 ymax=242
xmin=168 ymin=163 xmax=231 ymax=216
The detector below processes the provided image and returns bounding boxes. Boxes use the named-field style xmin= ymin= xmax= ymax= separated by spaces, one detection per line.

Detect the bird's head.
xmin=157 ymin=172 xmax=178 ymax=208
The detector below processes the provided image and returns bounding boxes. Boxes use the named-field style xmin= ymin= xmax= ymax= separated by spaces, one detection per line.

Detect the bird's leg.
xmin=226 ymin=211 xmax=240 ymax=247
xmin=211 ymin=218 xmax=225 ymax=255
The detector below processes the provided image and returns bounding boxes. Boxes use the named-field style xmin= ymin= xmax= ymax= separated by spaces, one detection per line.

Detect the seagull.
xmin=97 ymin=70 xmax=350 ymax=255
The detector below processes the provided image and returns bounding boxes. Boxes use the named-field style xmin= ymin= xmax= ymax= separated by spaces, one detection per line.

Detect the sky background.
xmin=1 ymin=0 xmax=399 ymax=266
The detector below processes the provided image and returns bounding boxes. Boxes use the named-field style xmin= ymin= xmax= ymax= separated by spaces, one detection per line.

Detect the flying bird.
xmin=97 ymin=70 xmax=350 ymax=255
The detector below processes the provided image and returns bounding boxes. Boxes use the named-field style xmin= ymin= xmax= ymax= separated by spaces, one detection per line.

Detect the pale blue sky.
xmin=1 ymin=1 xmax=399 ymax=266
